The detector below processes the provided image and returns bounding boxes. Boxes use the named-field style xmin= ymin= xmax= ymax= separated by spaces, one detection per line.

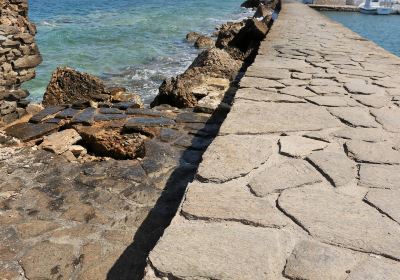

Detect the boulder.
xmin=43 ymin=67 xmax=109 ymax=106
xmin=194 ymin=36 xmax=215 ymax=49
xmin=215 ymin=21 xmax=246 ymax=49
xmin=254 ymin=4 xmax=271 ymax=18
xmin=151 ymin=48 xmax=241 ymax=108
xmin=186 ymin=32 xmax=202 ymax=42
xmin=40 ymin=129 xmax=82 ymax=155
xmin=75 ymin=125 xmax=146 ymax=160
xmin=241 ymin=0 xmax=262 ymax=8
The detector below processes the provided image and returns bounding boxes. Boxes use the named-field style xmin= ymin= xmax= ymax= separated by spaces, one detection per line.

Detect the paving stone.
xmin=41 ymin=129 xmax=82 ymax=154
xmin=280 ymin=86 xmax=317 ymax=97
xmin=307 ymin=150 xmax=356 ymax=187
xmin=359 ymin=164 xmax=400 ymax=190
xmin=5 ymin=123 xmax=60 ymax=142
xmin=197 ymin=134 xmax=274 ymax=182
xmin=220 ymin=100 xmax=341 ymax=135
xmin=20 ymin=242 xmax=76 ymax=280
xmin=346 ymin=140 xmax=400 ymax=164
xmin=173 ymin=135 xmax=212 ymax=150
xmin=236 ymin=88 xmax=304 ymax=103
xmin=370 ymin=107 xmax=400 ymax=133
xmin=279 ymin=136 xmax=328 ymax=158
xmin=246 ymin=66 xmax=291 ymax=80
xmin=175 ymin=112 xmax=209 ymax=123
xmin=352 ymin=94 xmax=390 ymax=108
xmin=328 ymin=107 xmax=378 ymax=128
xmin=309 ymin=78 xmax=341 ymax=87
xmin=248 ymin=155 xmax=323 ymax=197
xmin=308 ymin=85 xmax=347 ymax=96
xmin=305 ymin=96 xmax=358 ymax=107
xmin=284 ymin=240 xmax=362 ymax=280
xmin=364 ymin=189 xmax=400 ymax=223
xmin=346 ymin=258 xmax=400 ymax=280
xmin=292 ymin=72 xmax=312 ymax=80
xmin=126 ymin=108 xmax=171 ymax=117
xmin=240 ymin=76 xmax=286 ymax=89
xmin=182 ymin=179 xmax=288 ymax=228
xmin=148 ymin=220 xmax=294 ymax=280
xmin=279 ymin=79 xmax=309 ymax=87
xmin=29 ymin=106 xmax=66 ymax=123
xmin=345 ymin=80 xmax=386 ymax=95
xmin=71 ymin=107 xmax=97 ymax=125
xmin=278 ymin=184 xmax=400 ymax=260
xmin=333 ymin=127 xmax=390 ymax=142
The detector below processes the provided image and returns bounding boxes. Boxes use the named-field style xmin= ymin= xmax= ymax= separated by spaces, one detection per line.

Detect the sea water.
xmin=321 ymin=11 xmax=400 ymax=57
xmin=24 ymin=0 xmax=251 ymax=103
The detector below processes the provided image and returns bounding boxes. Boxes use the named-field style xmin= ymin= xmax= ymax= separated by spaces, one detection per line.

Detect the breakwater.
xmin=144 ymin=0 xmax=400 ymax=279
xmin=0 ymin=0 xmax=279 ymax=279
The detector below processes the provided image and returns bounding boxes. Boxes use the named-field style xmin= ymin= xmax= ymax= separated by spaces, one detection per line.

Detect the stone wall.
xmin=0 ymin=0 xmax=42 ymax=126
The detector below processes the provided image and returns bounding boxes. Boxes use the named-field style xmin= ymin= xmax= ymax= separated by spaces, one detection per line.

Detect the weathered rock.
xmin=186 ymin=31 xmax=202 ymax=42
xmin=76 ymin=126 xmax=145 ymax=159
xmin=241 ymin=0 xmax=263 ymax=9
xmin=254 ymin=4 xmax=271 ymax=18
xmin=279 ymin=136 xmax=328 ymax=158
xmin=197 ymin=134 xmax=275 ymax=182
xmin=346 ymin=140 xmax=400 ymax=164
xmin=307 ymin=150 xmax=356 ymax=187
xmin=71 ymin=107 xmax=97 ymax=125
xmin=194 ymin=35 xmax=215 ymax=49
xmin=215 ymin=20 xmax=246 ymax=49
xmin=151 ymin=48 xmax=241 ymax=108
xmin=12 ymin=54 xmax=42 ymax=69
xmin=20 ymin=242 xmax=75 ymax=280
xmin=26 ymin=103 xmax=44 ymax=115
xmin=29 ymin=105 xmax=65 ymax=123
xmin=358 ymin=164 xmax=400 ymax=190
xmin=43 ymin=67 xmax=111 ymax=106
xmin=278 ymin=184 xmax=400 ymax=260
xmin=147 ymin=220 xmax=294 ymax=280
xmin=248 ymin=155 xmax=323 ymax=196
xmin=41 ymin=129 xmax=82 ymax=154
xmin=182 ymin=179 xmax=287 ymax=227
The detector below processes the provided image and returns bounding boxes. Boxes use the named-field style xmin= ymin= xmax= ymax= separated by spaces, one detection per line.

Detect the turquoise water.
xmin=25 ymin=0 xmax=251 ymax=103
xmin=321 ymin=11 xmax=400 ymax=57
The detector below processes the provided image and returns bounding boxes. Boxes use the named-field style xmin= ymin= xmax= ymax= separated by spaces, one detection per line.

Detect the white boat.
xmin=359 ymin=0 xmax=379 ymax=14
xmin=359 ymin=0 xmax=395 ymax=14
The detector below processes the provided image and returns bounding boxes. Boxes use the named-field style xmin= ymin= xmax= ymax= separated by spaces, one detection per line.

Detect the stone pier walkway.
xmin=144 ymin=1 xmax=400 ymax=279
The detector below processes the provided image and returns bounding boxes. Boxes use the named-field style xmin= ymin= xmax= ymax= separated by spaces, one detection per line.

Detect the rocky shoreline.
xmin=0 ymin=0 xmax=280 ymax=279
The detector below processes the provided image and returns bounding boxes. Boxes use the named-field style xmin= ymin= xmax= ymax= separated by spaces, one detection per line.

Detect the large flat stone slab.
xmin=248 ymin=155 xmax=323 ymax=197
xmin=284 ymin=240 xmax=362 ymax=280
xmin=307 ymin=150 xmax=356 ymax=187
xmin=220 ymin=100 xmax=341 ymax=135
xmin=346 ymin=258 xmax=400 ymax=280
xmin=346 ymin=140 xmax=400 ymax=164
xmin=364 ymin=189 xmax=400 ymax=224
xmin=370 ymin=107 xmax=400 ymax=133
xmin=328 ymin=107 xmax=378 ymax=128
xmin=197 ymin=134 xmax=275 ymax=182
xmin=182 ymin=179 xmax=288 ymax=228
xmin=279 ymin=136 xmax=328 ymax=158
xmin=147 ymin=220 xmax=294 ymax=280
xmin=5 ymin=123 xmax=60 ymax=142
xmin=278 ymin=184 xmax=400 ymax=259
xmin=359 ymin=164 xmax=400 ymax=190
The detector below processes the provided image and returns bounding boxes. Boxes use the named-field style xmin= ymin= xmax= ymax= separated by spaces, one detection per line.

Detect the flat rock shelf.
xmin=144 ymin=1 xmax=400 ymax=279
